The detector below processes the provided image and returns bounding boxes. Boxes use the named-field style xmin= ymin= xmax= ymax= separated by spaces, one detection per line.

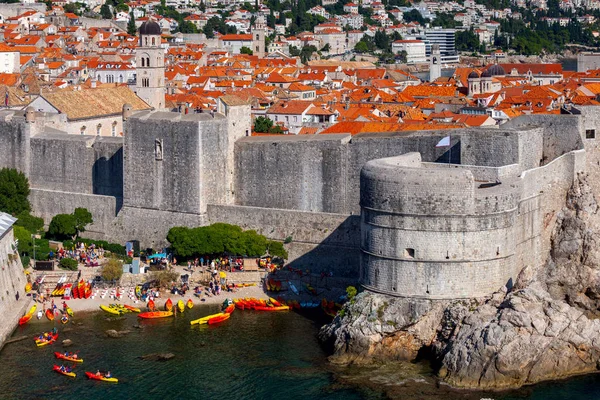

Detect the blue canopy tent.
xmin=147 ymin=253 xmax=167 ymax=259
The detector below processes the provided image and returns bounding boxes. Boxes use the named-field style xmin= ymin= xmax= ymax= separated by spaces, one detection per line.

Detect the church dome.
xmin=486 ymin=64 xmax=506 ymax=76
xmin=139 ymin=20 xmax=161 ymax=35
xmin=468 ymin=71 xmax=480 ymax=79
xmin=481 ymin=69 xmax=492 ymax=78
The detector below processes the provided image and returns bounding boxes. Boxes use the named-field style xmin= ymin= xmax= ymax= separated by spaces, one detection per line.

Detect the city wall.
xmin=0 ymin=224 xmax=30 ymax=351
xmin=0 ymin=108 xmax=596 ymax=296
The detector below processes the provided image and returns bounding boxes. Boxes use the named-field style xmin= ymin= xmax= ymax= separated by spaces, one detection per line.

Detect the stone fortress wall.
xmin=0 ymin=105 xmax=597 ymax=296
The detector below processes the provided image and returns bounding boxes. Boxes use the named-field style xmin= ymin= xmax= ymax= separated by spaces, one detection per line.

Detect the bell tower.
xmin=252 ymin=16 xmax=266 ymax=58
xmin=135 ymin=20 xmax=165 ymax=110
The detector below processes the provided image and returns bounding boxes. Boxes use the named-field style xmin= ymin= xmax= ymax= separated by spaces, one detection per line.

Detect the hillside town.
xmin=0 ymin=0 xmax=600 ymax=134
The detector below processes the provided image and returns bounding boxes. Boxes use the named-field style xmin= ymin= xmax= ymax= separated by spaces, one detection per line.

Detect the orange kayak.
xmin=46 ymin=309 xmax=54 ymax=321
xmin=254 ymin=305 xmax=290 ymax=311
xmin=164 ymin=298 xmax=173 ymax=311
xmin=186 ymin=299 xmax=193 ymax=309
xmin=138 ymin=311 xmax=173 ymax=319
xmin=147 ymin=299 xmax=155 ymax=311
xmin=208 ymin=313 xmax=230 ymax=325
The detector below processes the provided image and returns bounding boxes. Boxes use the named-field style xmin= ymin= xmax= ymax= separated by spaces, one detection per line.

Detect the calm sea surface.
xmin=1 ymin=306 xmax=599 ymax=400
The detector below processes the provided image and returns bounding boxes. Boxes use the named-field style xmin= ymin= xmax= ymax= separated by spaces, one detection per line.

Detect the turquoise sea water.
xmin=0 ymin=306 xmax=599 ymax=400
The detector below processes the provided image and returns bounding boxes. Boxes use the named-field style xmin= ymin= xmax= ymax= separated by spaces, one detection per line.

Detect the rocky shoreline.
xmin=320 ymin=173 xmax=600 ymax=391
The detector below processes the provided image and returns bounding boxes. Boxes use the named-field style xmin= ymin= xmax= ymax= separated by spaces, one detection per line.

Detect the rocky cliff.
xmin=320 ymin=173 xmax=600 ymax=390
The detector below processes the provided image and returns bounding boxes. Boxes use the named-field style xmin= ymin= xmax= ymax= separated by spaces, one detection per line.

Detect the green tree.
xmin=254 ymin=116 xmax=274 ymax=133
xmin=73 ymin=207 xmax=93 ymax=236
xmin=100 ymin=4 xmax=113 ymax=19
xmin=374 ymin=30 xmax=390 ymax=50
xmin=240 ymin=46 xmax=253 ymax=55
xmin=0 ymin=168 xmax=31 ymax=216
xmin=15 ymin=211 xmax=44 ymax=233
xmin=167 ymin=223 xmax=287 ymax=259
xmin=321 ymin=43 xmax=330 ymax=52
xmin=127 ymin=11 xmax=137 ymax=36
xmin=13 ymin=225 xmax=32 ymax=256
xmin=354 ymin=40 xmax=369 ymax=53
xmin=47 ymin=214 xmax=77 ymax=240
xmin=63 ymin=3 xmax=79 ymax=14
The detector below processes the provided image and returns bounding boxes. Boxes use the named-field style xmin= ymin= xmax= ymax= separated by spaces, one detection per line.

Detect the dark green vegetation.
xmin=253 ymin=116 xmax=283 ymax=133
xmin=59 ymin=257 xmax=79 ymax=271
xmin=47 ymin=208 xmax=93 ymax=240
xmin=0 ymin=168 xmax=30 ymax=216
xmin=167 ymin=223 xmax=288 ymax=259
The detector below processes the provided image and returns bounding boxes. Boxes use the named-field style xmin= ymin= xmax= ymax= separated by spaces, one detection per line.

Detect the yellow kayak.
xmin=190 ymin=312 xmax=224 ymax=325
xmin=100 ymin=305 xmax=122 ymax=315
xmin=66 ymin=307 xmax=74 ymax=317
xmin=27 ymin=304 xmax=37 ymax=315
xmin=177 ymin=300 xmax=185 ymax=313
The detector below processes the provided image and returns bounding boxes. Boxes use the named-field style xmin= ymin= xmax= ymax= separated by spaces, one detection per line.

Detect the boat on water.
xmin=165 ymin=298 xmax=173 ymax=311
xmin=55 ymin=352 xmax=83 ymax=363
xmin=53 ymin=365 xmax=76 ymax=378
xmin=186 ymin=299 xmax=193 ymax=309
xmin=190 ymin=312 xmax=224 ymax=325
xmin=138 ymin=311 xmax=173 ymax=319
xmin=85 ymin=371 xmax=118 ymax=383
xmin=36 ymin=332 xmax=58 ymax=347
xmin=207 ymin=313 xmax=230 ymax=325
xmin=99 ymin=305 xmax=123 ymax=315
xmin=177 ymin=300 xmax=185 ymax=313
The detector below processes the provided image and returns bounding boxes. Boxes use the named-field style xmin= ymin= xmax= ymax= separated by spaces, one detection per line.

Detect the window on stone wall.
xmin=404 ymin=248 xmax=415 ymax=259
xmin=586 ymin=129 xmax=596 ymax=139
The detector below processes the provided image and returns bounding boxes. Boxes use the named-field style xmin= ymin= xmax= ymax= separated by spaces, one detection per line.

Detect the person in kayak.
xmin=106 ymin=371 xmax=111 ymax=378
xmin=59 ymin=366 xmax=66 ymax=372
xmin=62 ymin=301 xmax=67 ymax=312
xmin=95 ymin=370 xmax=101 ymax=376
xmin=66 ymin=366 xmax=72 ymax=373
xmin=72 ymin=352 xmax=78 ymax=359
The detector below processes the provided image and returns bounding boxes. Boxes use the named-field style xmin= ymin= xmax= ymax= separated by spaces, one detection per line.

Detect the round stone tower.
xmin=359 ymin=153 xmax=521 ymax=299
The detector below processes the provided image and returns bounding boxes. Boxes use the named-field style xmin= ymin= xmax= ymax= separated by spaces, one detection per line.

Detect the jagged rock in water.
xmin=105 ymin=329 xmax=131 ymax=338
xmin=139 ymin=353 xmax=175 ymax=361
xmin=319 ymin=292 xmax=448 ymax=364
xmin=437 ymin=283 xmax=600 ymax=389
xmin=320 ymin=173 xmax=600 ymax=390
xmin=62 ymin=339 xmax=73 ymax=347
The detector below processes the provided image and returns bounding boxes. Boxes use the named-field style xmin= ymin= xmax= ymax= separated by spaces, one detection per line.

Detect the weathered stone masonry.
xmin=0 ymin=105 xmax=597 ymax=298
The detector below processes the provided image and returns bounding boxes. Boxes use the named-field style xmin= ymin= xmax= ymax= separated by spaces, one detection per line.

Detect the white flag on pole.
xmin=436 ymin=135 xmax=450 ymax=147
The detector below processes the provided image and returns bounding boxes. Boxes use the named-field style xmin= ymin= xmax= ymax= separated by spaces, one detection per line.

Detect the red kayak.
xmin=164 ymin=298 xmax=173 ymax=311
xmin=19 ymin=313 xmax=32 ymax=326
xmin=147 ymin=299 xmax=155 ymax=311
xmin=224 ymin=304 xmax=235 ymax=314
xmin=138 ymin=311 xmax=173 ymax=319
xmin=85 ymin=371 xmax=118 ymax=383
xmin=45 ymin=309 xmax=54 ymax=321
xmin=207 ymin=313 xmax=230 ymax=325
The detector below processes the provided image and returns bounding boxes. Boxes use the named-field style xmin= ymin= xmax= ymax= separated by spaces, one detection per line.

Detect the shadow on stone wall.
xmin=285 ymin=215 xmax=361 ymax=280
xmin=435 ymin=141 xmax=461 ymax=164
xmin=93 ymin=147 xmax=123 ymax=214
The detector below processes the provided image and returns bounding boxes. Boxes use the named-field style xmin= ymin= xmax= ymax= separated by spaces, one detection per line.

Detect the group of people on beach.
xmin=51 ymin=242 xmax=105 ymax=267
